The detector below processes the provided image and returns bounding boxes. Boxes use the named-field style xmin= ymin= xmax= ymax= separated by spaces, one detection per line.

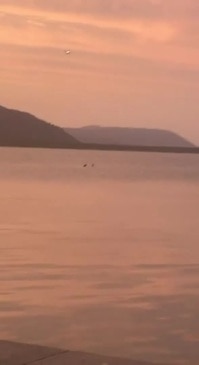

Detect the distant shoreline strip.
xmin=0 ymin=143 xmax=199 ymax=154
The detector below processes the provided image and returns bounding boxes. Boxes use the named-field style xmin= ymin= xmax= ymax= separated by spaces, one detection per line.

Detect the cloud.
xmin=0 ymin=3 xmax=177 ymax=42
xmin=0 ymin=1 xmax=198 ymax=54
xmin=0 ymin=0 xmax=198 ymax=143
xmin=0 ymin=1 xmax=198 ymax=73
xmin=1 ymin=0 xmax=198 ymax=22
xmin=26 ymin=19 xmax=46 ymax=28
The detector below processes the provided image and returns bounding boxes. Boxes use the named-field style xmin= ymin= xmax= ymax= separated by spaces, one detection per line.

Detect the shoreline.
xmin=0 ymin=340 xmax=169 ymax=365
xmin=0 ymin=143 xmax=199 ymax=154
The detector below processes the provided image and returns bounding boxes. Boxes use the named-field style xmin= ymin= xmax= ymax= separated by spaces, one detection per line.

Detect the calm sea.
xmin=0 ymin=147 xmax=199 ymax=364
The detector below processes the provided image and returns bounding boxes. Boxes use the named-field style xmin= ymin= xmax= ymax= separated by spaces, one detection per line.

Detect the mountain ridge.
xmin=0 ymin=105 xmax=79 ymax=148
xmin=0 ymin=105 xmax=198 ymax=154
xmin=64 ymin=126 xmax=195 ymax=148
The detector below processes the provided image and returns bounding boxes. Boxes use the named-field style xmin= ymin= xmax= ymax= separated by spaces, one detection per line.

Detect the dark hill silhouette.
xmin=0 ymin=105 xmax=198 ymax=154
xmin=64 ymin=126 xmax=194 ymax=148
xmin=0 ymin=105 xmax=79 ymax=148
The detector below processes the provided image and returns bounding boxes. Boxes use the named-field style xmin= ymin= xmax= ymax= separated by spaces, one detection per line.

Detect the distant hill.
xmin=64 ymin=126 xmax=194 ymax=148
xmin=0 ymin=105 xmax=197 ymax=154
xmin=0 ymin=105 xmax=79 ymax=148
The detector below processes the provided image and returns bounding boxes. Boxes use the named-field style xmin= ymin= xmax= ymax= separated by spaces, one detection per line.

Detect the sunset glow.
xmin=0 ymin=0 xmax=198 ymax=143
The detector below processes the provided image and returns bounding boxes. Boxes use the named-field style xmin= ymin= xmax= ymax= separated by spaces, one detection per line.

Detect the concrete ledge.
xmin=0 ymin=340 xmax=169 ymax=365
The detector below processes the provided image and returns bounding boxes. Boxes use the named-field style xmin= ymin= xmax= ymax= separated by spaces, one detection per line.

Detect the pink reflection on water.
xmin=0 ymin=150 xmax=199 ymax=364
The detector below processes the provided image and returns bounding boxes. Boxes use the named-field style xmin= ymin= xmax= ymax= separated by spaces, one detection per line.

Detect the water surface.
xmin=0 ymin=148 xmax=199 ymax=364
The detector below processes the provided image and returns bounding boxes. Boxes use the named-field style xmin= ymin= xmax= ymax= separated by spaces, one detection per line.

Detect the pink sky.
xmin=0 ymin=0 xmax=198 ymax=144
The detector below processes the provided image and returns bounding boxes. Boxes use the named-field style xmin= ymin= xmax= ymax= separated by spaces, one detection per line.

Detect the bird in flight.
xmin=65 ymin=50 xmax=71 ymax=55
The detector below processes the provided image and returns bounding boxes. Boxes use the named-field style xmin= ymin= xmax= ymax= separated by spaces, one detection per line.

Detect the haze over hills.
xmin=0 ymin=104 xmax=198 ymax=153
xmin=64 ymin=126 xmax=195 ymax=148
xmin=0 ymin=105 xmax=79 ymax=148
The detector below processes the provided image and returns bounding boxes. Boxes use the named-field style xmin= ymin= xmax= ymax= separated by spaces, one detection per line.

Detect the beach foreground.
xmin=0 ymin=340 xmax=169 ymax=365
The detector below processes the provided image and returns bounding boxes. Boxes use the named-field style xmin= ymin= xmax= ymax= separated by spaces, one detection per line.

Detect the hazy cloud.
xmin=0 ymin=0 xmax=198 ymax=143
